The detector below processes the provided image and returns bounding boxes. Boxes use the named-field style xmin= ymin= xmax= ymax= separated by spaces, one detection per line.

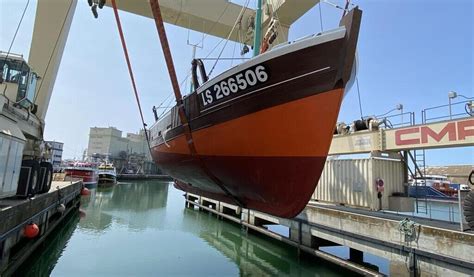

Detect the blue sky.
xmin=1 ymin=0 xmax=473 ymax=165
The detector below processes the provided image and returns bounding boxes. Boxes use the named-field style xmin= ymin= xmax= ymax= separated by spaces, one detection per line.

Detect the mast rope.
xmin=208 ymin=0 xmax=251 ymax=77
xmin=318 ymin=1 xmax=324 ymax=32
xmin=149 ymin=0 xmax=244 ymax=207
xmin=110 ymin=0 xmax=152 ymax=153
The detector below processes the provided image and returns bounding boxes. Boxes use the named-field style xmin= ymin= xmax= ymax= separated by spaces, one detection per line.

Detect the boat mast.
xmin=252 ymin=0 xmax=263 ymax=56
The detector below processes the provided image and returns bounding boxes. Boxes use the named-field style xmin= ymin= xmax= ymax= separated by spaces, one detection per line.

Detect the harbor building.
xmin=87 ymin=127 xmax=149 ymax=160
xmin=46 ymin=141 xmax=63 ymax=168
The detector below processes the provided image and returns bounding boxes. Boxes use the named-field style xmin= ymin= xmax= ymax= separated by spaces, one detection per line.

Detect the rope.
xmin=149 ymin=0 xmax=244 ymax=207
xmin=2 ymin=0 xmax=30 ymax=96
xmin=110 ymin=0 xmax=152 ymax=154
xmin=355 ymin=72 xmax=364 ymax=119
xmin=318 ymin=2 xmax=324 ymax=32
xmin=2 ymin=0 xmax=30 ymax=63
xmin=208 ymin=0 xmax=250 ymax=77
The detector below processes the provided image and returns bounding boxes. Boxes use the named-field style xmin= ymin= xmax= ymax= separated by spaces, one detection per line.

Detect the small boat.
xmin=97 ymin=163 xmax=117 ymax=186
xmin=409 ymin=174 xmax=471 ymax=199
xmin=63 ymin=162 xmax=98 ymax=189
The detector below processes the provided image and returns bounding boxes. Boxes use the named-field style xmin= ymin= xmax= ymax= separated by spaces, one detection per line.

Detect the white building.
xmin=87 ymin=127 xmax=150 ymax=160
xmin=46 ymin=141 xmax=63 ymax=168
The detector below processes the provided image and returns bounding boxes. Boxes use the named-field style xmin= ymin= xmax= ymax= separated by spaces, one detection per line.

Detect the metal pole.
xmin=252 ymin=0 xmax=262 ymax=56
xmin=449 ymin=97 xmax=452 ymax=119
xmin=189 ymin=45 xmax=197 ymax=93
xmin=458 ymin=190 xmax=463 ymax=231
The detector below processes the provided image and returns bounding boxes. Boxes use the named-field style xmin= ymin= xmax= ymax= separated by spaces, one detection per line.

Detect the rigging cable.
xmin=2 ymin=0 xmax=30 ymax=96
xmin=355 ymin=65 xmax=364 ymax=119
xmin=148 ymin=0 xmax=245 ymax=207
xmin=110 ymin=0 xmax=152 ymax=153
xmin=318 ymin=1 xmax=324 ymax=32
xmin=208 ymin=0 xmax=251 ymax=77
xmin=1 ymin=0 xmax=30 ymax=63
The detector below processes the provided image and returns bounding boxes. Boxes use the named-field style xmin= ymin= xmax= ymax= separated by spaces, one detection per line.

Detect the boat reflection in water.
xmin=79 ymin=181 xmax=169 ymax=233
xmin=182 ymin=208 xmax=349 ymax=276
xmin=18 ymin=182 xmax=350 ymax=276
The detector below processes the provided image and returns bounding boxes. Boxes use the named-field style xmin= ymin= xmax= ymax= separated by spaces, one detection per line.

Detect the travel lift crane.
xmin=0 ymin=0 xmax=319 ymax=198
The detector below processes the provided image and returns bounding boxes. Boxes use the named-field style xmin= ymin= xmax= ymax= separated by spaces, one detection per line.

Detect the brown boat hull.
xmin=152 ymin=88 xmax=343 ymax=217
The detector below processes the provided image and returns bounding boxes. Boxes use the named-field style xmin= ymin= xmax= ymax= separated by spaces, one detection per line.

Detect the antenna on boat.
xmin=252 ymin=0 xmax=263 ymax=56
xmin=186 ymin=22 xmax=204 ymax=93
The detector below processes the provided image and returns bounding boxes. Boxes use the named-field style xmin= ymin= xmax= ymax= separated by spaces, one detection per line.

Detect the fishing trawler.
xmin=98 ymin=163 xmax=117 ymax=185
xmin=149 ymin=3 xmax=362 ymax=218
xmin=63 ymin=162 xmax=98 ymax=189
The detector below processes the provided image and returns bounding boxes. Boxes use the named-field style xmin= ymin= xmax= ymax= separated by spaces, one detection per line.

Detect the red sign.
xmin=395 ymin=119 xmax=474 ymax=146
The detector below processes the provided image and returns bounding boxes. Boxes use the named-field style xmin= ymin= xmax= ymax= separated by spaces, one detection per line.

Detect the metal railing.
xmin=422 ymin=99 xmax=473 ymax=124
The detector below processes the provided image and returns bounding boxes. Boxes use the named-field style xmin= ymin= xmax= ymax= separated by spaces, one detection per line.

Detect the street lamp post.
xmin=448 ymin=91 xmax=457 ymax=119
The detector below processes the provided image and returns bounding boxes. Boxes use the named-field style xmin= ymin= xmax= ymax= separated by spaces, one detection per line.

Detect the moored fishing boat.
xmin=64 ymin=162 xmax=98 ymax=189
xmin=98 ymin=163 xmax=117 ymax=186
xmin=147 ymin=3 xmax=363 ymax=218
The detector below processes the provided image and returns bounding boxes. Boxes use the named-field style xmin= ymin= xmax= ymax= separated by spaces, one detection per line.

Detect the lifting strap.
xmin=110 ymin=0 xmax=152 ymax=153
xmin=148 ymin=0 xmax=244 ymax=207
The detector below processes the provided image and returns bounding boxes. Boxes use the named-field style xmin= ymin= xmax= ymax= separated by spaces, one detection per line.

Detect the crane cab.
xmin=0 ymin=51 xmax=39 ymax=113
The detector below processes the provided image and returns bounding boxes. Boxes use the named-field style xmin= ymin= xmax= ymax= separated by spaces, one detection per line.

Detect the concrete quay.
xmin=186 ymin=193 xmax=474 ymax=277
xmin=0 ymin=181 xmax=82 ymax=275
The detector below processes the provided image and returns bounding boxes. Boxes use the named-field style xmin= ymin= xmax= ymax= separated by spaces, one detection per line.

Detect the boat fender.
xmin=57 ymin=203 xmax=66 ymax=214
xmin=79 ymin=208 xmax=87 ymax=219
xmin=162 ymin=128 xmax=171 ymax=148
xmin=81 ymin=187 xmax=91 ymax=196
xmin=24 ymin=223 xmax=40 ymax=238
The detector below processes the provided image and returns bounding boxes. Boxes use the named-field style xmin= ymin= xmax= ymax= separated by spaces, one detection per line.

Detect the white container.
xmin=0 ymin=117 xmax=26 ymax=199
xmin=312 ymin=157 xmax=405 ymax=210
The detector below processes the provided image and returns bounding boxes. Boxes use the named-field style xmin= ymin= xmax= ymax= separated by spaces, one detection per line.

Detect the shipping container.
xmin=312 ymin=157 xmax=405 ymax=210
xmin=0 ymin=117 xmax=26 ymax=199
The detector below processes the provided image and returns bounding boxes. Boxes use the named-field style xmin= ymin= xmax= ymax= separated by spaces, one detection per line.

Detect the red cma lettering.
xmin=421 ymin=122 xmax=456 ymax=143
xmin=395 ymin=127 xmax=420 ymax=145
xmin=395 ymin=119 xmax=474 ymax=146
xmin=458 ymin=119 xmax=474 ymax=140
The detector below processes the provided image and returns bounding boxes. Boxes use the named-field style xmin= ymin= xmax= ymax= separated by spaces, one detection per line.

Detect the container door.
xmin=3 ymin=140 xmax=17 ymax=194
xmin=10 ymin=141 xmax=23 ymax=194
xmin=0 ymin=137 xmax=10 ymax=197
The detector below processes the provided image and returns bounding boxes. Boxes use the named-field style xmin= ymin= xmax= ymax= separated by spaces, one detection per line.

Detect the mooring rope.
xmin=110 ymin=0 xmax=152 ymax=154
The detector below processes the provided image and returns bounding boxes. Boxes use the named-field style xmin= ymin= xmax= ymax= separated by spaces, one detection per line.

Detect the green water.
xmin=19 ymin=181 xmax=352 ymax=276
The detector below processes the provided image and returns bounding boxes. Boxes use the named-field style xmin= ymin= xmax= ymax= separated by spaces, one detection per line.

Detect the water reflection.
xmin=16 ymin=213 xmax=80 ymax=276
xmin=182 ymin=208 xmax=345 ymax=277
xmin=19 ymin=182 xmax=348 ymax=276
xmin=79 ymin=181 xmax=169 ymax=233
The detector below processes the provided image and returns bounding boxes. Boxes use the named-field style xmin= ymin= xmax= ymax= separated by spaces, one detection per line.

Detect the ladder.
xmin=412 ymin=149 xmax=428 ymax=214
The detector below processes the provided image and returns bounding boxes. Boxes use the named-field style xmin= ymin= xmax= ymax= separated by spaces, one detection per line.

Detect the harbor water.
xmin=19 ymin=181 xmax=355 ymax=276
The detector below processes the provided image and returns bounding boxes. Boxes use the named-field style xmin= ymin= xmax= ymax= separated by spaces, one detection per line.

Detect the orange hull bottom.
xmin=152 ymin=89 xmax=344 ymax=218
